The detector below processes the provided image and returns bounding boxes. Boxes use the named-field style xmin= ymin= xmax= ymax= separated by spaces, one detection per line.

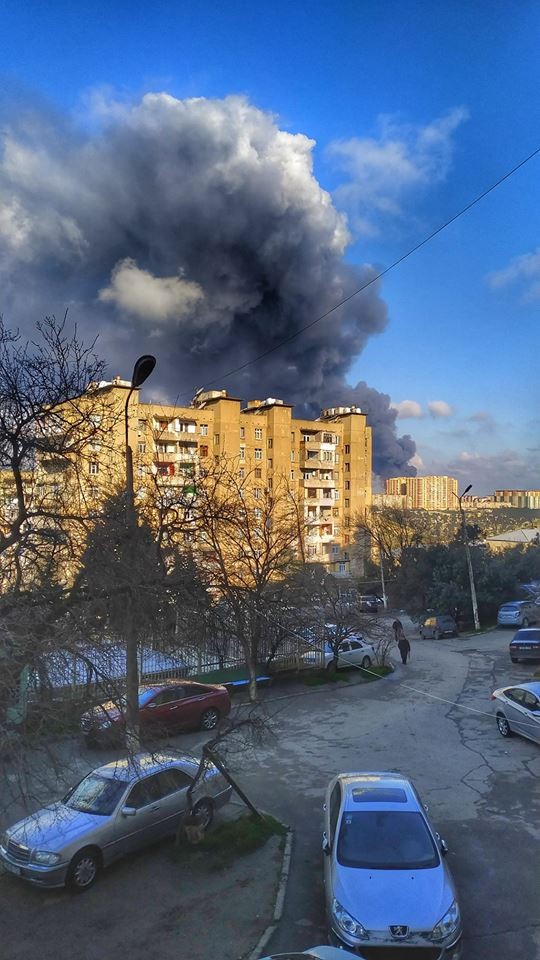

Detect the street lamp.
xmin=454 ymin=483 xmax=480 ymax=632
xmin=124 ymin=355 xmax=156 ymax=751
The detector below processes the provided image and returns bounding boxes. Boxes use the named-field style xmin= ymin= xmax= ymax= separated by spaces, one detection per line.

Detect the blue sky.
xmin=1 ymin=0 xmax=539 ymax=493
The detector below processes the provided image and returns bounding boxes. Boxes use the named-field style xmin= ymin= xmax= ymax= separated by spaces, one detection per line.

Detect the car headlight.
xmin=332 ymin=898 xmax=368 ymax=939
xmin=32 ymin=850 xmax=62 ymax=865
xmin=431 ymin=900 xmax=460 ymax=941
xmin=97 ymin=718 xmax=112 ymax=728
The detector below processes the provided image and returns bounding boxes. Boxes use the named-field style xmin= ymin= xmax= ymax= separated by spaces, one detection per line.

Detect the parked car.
xmin=260 ymin=948 xmax=361 ymax=959
xmin=491 ymin=681 xmax=540 ymax=744
xmin=322 ymin=771 xmax=462 ymax=958
xmin=497 ymin=600 xmax=539 ymax=628
xmin=302 ymin=635 xmax=376 ymax=671
xmin=509 ymin=628 xmax=540 ymax=663
xmin=419 ymin=614 xmax=458 ymax=640
xmin=81 ymin=680 xmax=231 ymax=747
xmin=358 ymin=595 xmax=381 ymax=613
xmin=0 ymin=752 xmax=231 ymax=890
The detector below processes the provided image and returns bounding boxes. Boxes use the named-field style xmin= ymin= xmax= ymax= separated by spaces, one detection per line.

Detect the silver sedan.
xmin=0 ymin=752 xmax=231 ymax=891
xmin=323 ymin=772 xmax=462 ymax=958
xmin=491 ymin=681 xmax=540 ymax=744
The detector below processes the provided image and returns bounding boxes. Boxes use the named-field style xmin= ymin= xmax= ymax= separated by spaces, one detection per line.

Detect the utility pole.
xmin=455 ymin=484 xmax=480 ymax=632
xmin=124 ymin=355 xmax=156 ymax=752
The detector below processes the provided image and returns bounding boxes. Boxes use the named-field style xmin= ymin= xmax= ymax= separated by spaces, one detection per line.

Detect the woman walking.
xmin=393 ymin=618 xmax=411 ymax=665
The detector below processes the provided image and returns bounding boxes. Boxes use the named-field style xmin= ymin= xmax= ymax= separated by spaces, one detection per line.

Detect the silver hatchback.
xmin=492 ymin=681 xmax=540 ymax=744
xmin=323 ymin=772 xmax=462 ymax=958
xmin=0 ymin=752 xmax=231 ymax=891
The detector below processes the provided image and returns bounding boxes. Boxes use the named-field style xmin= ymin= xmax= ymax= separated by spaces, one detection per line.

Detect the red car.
xmin=81 ymin=680 xmax=231 ymax=746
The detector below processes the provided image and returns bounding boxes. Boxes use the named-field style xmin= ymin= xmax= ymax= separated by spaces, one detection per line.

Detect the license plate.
xmin=4 ymin=861 xmax=21 ymax=876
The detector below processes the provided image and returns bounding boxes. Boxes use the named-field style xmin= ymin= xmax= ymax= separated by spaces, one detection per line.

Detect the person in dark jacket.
xmin=393 ymin=619 xmax=411 ymax=664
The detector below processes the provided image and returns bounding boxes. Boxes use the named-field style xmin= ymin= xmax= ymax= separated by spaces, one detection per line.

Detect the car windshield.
xmin=63 ymin=774 xmax=127 ymax=815
xmin=501 ymin=604 xmax=519 ymax=610
xmin=337 ymin=810 xmax=439 ymax=870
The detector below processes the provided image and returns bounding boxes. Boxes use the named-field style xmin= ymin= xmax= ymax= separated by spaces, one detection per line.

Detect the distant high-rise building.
xmin=385 ymin=475 xmax=459 ymax=511
xmin=494 ymin=489 xmax=540 ymax=509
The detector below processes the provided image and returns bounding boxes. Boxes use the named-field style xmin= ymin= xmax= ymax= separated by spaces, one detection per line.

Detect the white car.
xmin=302 ymin=634 xmax=376 ymax=672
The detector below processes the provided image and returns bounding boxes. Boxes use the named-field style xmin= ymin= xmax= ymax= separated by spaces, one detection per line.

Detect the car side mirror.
xmin=322 ymin=832 xmax=330 ymax=856
xmin=121 ymin=806 xmax=137 ymax=817
xmin=146 ymin=702 xmax=158 ymax=709
xmin=437 ymin=834 xmax=449 ymax=856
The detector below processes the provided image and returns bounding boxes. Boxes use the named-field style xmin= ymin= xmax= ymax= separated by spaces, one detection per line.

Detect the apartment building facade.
xmin=78 ymin=382 xmax=372 ymax=576
xmin=385 ymin=475 xmax=458 ymax=511
xmin=494 ymin=489 xmax=540 ymax=510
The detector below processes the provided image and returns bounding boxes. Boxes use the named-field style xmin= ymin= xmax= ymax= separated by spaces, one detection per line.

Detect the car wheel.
xmin=200 ymin=707 xmax=220 ymax=730
xmin=326 ymin=659 xmax=337 ymax=673
xmin=510 ymin=657 xmax=518 ymax=663
xmin=361 ymin=656 xmax=372 ymax=669
xmin=522 ymin=618 xmax=529 ymax=628
xmin=496 ymin=713 xmax=513 ymax=738
xmin=192 ymin=797 xmax=214 ymax=830
xmin=67 ymin=848 xmax=100 ymax=892
xmin=433 ymin=629 xmax=440 ymax=641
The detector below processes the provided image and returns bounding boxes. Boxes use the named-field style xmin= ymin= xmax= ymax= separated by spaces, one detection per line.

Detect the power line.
xmin=181 ymin=143 xmax=540 ymax=400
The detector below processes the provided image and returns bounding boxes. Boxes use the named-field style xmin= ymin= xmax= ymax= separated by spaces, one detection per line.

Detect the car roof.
xmin=335 ymin=772 xmax=419 ymax=812
xmin=139 ymin=679 xmax=219 ymax=694
xmin=501 ymin=681 xmax=540 ymax=697
xmin=96 ymin=752 xmax=200 ymax=782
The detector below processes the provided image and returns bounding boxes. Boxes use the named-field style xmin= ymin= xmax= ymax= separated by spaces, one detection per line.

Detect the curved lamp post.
xmin=454 ymin=483 xmax=480 ymax=632
xmin=124 ymin=355 xmax=156 ymax=751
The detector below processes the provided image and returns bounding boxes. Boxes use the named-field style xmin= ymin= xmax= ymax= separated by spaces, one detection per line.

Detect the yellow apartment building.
xmin=385 ymin=475 xmax=458 ymax=511
xmin=74 ymin=381 xmax=372 ymax=577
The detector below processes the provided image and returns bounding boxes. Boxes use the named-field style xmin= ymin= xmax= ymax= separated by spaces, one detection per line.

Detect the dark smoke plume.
xmin=0 ymin=93 xmax=415 ymax=477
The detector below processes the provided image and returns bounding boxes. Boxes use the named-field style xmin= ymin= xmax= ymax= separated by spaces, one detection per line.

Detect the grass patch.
xmin=301 ymin=670 xmax=351 ymax=686
xmin=173 ymin=813 xmax=286 ymax=869
xmin=361 ymin=664 xmax=393 ymax=681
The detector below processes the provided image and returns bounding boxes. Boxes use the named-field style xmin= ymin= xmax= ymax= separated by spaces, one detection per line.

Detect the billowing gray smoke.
xmin=0 ymin=93 xmax=415 ymax=477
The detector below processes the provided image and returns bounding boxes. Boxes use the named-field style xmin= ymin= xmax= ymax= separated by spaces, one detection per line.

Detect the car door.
xmin=503 ymin=688 xmax=529 ymax=735
xmin=520 ymin=692 xmax=540 ymax=743
xmin=141 ymin=687 xmax=184 ymax=734
xmin=337 ymin=641 xmax=350 ymax=668
xmin=113 ymin=773 xmax=165 ymax=856
xmin=152 ymin=768 xmax=193 ymax=837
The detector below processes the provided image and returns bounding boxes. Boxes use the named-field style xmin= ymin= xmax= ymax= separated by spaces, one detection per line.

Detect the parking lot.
xmin=1 ymin=623 xmax=539 ymax=959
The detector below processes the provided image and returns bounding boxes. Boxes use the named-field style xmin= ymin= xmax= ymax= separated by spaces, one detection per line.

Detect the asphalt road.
xmin=1 ymin=623 xmax=539 ymax=958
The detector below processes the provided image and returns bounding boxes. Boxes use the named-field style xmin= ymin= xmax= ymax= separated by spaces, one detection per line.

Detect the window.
xmin=332 ymin=545 xmax=339 ymax=555
xmin=290 ymin=470 xmax=294 ymax=480
xmin=268 ymin=438 xmax=273 ymax=449
xmin=158 ymin=420 xmax=169 ymax=432
xmin=334 ymin=490 xmax=340 ymax=500
xmin=214 ymin=434 xmax=220 ymax=445
xmin=200 ymin=444 xmax=209 ymax=457
xmin=268 ymin=458 xmax=273 ymax=468
xmin=156 ymin=768 xmax=192 ymax=796
xmin=138 ymin=419 xmax=146 ymax=432
xmin=338 ymin=562 xmax=347 ymax=573
xmin=291 ymin=432 xmax=295 ymax=442
xmin=345 ymin=463 xmax=350 ymax=472
xmin=127 ymin=775 xmax=161 ymax=810
xmin=89 ymin=462 xmax=99 ymax=475
xmin=307 ymin=545 xmax=316 ymax=557
xmin=255 ymin=468 xmax=262 ymax=478
xmin=239 ymin=467 xmax=245 ymax=479
xmin=89 ymin=485 xmax=99 ymax=498
xmin=200 ymin=424 xmax=208 ymax=436
xmin=254 ymin=508 xmax=262 ymax=519
xmin=138 ymin=442 xmax=146 ymax=454
xmin=255 ymin=427 xmax=262 ymax=440
xmin=345 ymin=444 xmax=350 ymax=454
xmin=254 ymin=488 xmax=261 ymax=499
xmin=240 ymin=426 xmax=245 ymax=439
xmin=323 ymin=451 xmax=333 ymax=462
xmin=345 ymin=498 xmax=350 ymax=508
xmin=137 ymin=465 xmax=145 ymax=477
xmin=345 ymin=481 xmax=350 ymax=490
xmin=290 ymin=450 xmax=295 ymax=461
xmin=344 ymin=517 xmax=350 ymax=528
xmin=268 ymin=477 xmax=273 ymax=489
xmin=255 ymin=448 xmax=262 ymax=460
xmin=333 ymin=508 xmax=339 ymax=517
xmin=240 ymin=445 xmax=246 ymax=460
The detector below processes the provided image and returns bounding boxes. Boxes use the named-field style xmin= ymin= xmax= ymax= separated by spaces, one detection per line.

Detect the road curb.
xmin=245 ymin=827 xmax=294 ymax=960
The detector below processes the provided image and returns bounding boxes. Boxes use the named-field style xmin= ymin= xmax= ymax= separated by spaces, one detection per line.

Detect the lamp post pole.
xmin=124 ymin=355 xmax=156 ymax=752
xmin=455 ymin=484 xmax=480 ymax=632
